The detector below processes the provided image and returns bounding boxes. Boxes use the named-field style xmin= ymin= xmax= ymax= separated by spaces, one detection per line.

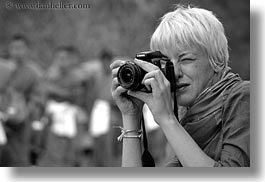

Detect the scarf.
xmin=180 ymin=68 xmax=241 ymax=150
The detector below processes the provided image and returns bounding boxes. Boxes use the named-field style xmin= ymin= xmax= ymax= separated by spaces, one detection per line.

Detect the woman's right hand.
xmin=110 ymin=60 xmax=144 ymax=121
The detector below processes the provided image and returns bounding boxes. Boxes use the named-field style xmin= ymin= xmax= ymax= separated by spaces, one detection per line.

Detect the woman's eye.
xmin=180 ymin=58 xmax=195 ymax=62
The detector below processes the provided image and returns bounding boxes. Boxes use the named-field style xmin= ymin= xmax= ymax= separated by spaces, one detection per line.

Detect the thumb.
xmin=127 ymin=90 xmax=150 ymax=103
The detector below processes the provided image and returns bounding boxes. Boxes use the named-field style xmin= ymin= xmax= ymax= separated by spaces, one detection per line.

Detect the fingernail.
xmin=119 ymin=61 xmax=125 ymax=66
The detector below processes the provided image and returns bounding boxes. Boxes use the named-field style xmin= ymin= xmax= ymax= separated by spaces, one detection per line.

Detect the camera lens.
xmin=120 ymin=68 xmax=133 ymax=83
xmin=117 ymin=62 xmax=145 ymax=90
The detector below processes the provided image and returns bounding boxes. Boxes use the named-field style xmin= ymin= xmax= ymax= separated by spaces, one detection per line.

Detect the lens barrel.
xmin=117 ymin=62 xmax=146 ymax=91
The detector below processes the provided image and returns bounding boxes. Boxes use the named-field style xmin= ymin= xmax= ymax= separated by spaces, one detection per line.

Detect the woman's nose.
xmin=174 ymin=63 xmax=183 ymax=80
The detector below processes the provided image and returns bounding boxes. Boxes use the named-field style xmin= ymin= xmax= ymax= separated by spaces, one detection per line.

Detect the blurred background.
xmin=0 ymin=0 xmax=249 ymax=167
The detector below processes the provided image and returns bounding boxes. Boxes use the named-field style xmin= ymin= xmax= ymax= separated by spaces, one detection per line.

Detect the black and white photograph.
xmin=0 ymin=0 xmax=253 ymax=173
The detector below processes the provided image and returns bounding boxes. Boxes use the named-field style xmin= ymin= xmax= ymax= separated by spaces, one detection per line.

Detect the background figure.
xmin=89 ymin=49 xmax=122 ymax=166
xmin=38 ymin=45 xmax=89 ymax=166
xmin=0 ymin=34 xmax=44 ymax=166
xmin=0 ymin=112 xmax=7 ymax=161
xmin=0 ymin=56 xmax=15 ymax=162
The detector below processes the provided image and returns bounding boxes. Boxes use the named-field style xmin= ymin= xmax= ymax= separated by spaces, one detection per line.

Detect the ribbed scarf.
xmin=180 ymin=68 xmax=241 ymax=149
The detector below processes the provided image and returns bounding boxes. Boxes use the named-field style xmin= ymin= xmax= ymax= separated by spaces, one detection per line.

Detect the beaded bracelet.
xmin=113 ymin=126 xmax=143 ymax=142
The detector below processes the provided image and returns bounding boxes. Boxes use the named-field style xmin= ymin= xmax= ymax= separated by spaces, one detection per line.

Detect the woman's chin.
xmin=177 ymin=95 xmax=194 ymax=107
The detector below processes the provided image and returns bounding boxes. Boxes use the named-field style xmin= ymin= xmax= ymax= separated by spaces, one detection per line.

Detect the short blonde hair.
xmin=150 ymin=5 xmax=229 ymax=72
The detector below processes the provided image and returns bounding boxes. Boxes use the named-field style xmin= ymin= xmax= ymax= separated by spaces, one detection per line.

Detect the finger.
xmin=142 ymin=70 xmax=165 ymax=87
xmin=110 ymin=60 xmax=126 ymax=70
xmin=111 ymin=77 xmax=119 ymax=92
xmin=143 ymin=78 xmax=160 ymax=94
xmin=144 ymin=77 xmax=171 ymax=99
xmin=143 ymin=70 xmax=172 ymax=93
xmin=127 ymin=90 xmax=150 ymax=103
xmin=111 ymin=67 xmax=119 ymax=78
xmin=145 ymin=83 xmax=152 ymax=92
xmin=112 ymin=86 xmax=127 ymax=98
xmin=134 ymin=58 xmax=159 ymax=72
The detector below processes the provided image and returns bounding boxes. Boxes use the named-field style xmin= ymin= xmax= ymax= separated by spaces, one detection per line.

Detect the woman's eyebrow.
xmin=178 ymin=51 xmax=197 ymax=59
xmin=178 ymin=52 xmax=191 ymax=58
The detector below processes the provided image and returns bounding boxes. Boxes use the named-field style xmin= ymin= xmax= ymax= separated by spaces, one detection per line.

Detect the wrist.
xmin=157 ymin=112 xmax=179 ymax=129
xmin=122 ymin=114 xmax=142 ymax=129
xmin=114 ymin=126 xmax=143 ymax=142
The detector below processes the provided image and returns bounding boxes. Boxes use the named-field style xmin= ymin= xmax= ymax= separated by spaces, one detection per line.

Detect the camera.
xmin=117 ymin=51 xmax=176 ymax=92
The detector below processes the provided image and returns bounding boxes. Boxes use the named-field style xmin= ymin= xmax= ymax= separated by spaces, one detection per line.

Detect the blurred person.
xmin=0 ymin=112 xmax=7 ymax=160
xmin=90 ymin=49 xmax=114 ymax=137
xmin=46 ymin=46 xmax=81 ymax=81
xmin=110 ymin=5 xmax=249 ymax=167
xmin=0 ymin=58 xmax=16 ymax=91
xmin=38 ymin=45 xmax=88 ymax=166
xmin=0 ymin=57 xmax=16 ymax=161
xmin=89 ymin=49 xmax=122 ymax=166
xmin=0 ymin=34 xmax=44 ymax=166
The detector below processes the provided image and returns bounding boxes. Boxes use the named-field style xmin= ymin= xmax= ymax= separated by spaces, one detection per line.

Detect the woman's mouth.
xmin=176 ymin=83 xmax=190 ymax=91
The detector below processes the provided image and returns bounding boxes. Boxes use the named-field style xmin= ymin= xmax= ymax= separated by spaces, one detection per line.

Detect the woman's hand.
xmin=110 ymin=60 xmax=144 ymax=125
xmin=127 ymin=59 xmax=175 ymax=125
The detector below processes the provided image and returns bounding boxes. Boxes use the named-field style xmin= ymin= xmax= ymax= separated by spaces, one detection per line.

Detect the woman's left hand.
xmin=127 ymin=59 xmax=175 ymax=125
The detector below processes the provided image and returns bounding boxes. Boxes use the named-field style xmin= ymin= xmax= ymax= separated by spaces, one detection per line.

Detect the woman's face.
xmin=168 ymin=48 xmax=214 ymax=107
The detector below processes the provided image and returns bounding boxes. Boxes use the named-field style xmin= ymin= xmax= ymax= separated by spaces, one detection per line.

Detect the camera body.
xmin=117 ymin=51 xmax=176 ymax=92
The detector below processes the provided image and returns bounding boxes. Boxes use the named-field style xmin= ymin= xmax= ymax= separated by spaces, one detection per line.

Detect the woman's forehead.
xmin=151 ymin=38 xmax=199 ymax=58
xmin=158 ymin=45 xmax=201 ymax=59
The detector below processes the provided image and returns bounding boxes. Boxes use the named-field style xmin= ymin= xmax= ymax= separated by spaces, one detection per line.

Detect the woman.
xmin=110 ymin=5 xmax=249 ymax=167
